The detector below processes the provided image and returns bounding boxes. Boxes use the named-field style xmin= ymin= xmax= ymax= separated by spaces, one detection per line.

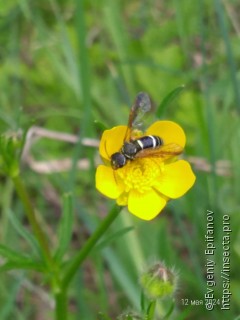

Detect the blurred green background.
xmin=0 ymin=0 xmax=240 ymax=319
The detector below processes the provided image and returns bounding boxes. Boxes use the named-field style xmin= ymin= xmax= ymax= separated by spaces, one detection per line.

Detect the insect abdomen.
xmin=134 ymin=135 xmax=163 ymax=151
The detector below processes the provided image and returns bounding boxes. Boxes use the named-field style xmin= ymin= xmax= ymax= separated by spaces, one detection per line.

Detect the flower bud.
xmin=139 ymin=262 xmax=177 ymax=300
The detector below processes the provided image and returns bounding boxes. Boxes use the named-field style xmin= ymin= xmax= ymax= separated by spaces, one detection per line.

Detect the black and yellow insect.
xmin=110 ymin=92 xmax=183 ymax=170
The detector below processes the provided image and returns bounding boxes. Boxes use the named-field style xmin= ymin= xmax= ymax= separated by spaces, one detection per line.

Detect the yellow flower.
xmin=96 ymin=121 xmax=196 ymax=220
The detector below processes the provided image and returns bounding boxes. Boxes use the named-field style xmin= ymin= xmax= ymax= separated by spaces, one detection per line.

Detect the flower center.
xmin=116 ymin=158 xmax=163 ymax=193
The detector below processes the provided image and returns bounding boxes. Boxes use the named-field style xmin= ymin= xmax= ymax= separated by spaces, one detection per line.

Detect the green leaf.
xmin=156 ymin=85 xmax=185 ymax=117
xmin=8 ymin=209 xmax=42 ymax=259
xmin=0 ymin=244 xmax=45 ymax=273
xmin=0 ymin=244 xmax=30 ymax=262
xmin=94 ymin=226 xmax=134 ymax=251
xmin=146 ymin=300 xmax=156 ymax=320
xmin=0 ymin=273 xmax=23 ymax=319
xmin=140 ymin=290 xmax=145 ymax=312
xmin=0 ymin=260 xmax=45 ymax=273
xmin=54 ymin=193 xmax=73 ymax=263
xmin=94 ymin=119 xmax=108 ymax=132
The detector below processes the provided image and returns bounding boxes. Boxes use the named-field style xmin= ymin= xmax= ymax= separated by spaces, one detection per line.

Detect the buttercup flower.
xmin=96 ymin=121 xmax=196 ymax=220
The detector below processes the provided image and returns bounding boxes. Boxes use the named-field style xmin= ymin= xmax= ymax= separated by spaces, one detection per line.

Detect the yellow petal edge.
xmin=96 ymin=165 xmax=123 ymax=199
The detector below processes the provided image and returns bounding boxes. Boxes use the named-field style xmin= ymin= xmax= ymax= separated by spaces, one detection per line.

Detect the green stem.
xmin=12 ymin=175 xmax=65 ymax=319
xmin=12 ymin=175 xmax=52 ymax=264
xmin=62 ymin=204 xmax=122 ymax=289
xmin=55 ymin=289 xmax=67 ymax=320
xmin=147 ymin=300 xmax=157 ymax=320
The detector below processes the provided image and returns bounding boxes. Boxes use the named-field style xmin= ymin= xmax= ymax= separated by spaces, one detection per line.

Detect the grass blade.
xmin=156 ymin=85 xmax=185 ymax=117
xmin=54 ymin=193 xmax=73 ymax=263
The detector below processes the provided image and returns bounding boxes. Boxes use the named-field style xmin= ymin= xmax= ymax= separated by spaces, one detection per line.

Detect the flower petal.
xmin=128 ymin=189 xmax=167 ymax=220
xmin=154 ymin=160 xmax=196 ymax=199
xmin=96 ymin=165 xmax=124 ymax=199
xmin=146 ymin=121 xmax=186 ymax=148
xmin=116 ymin=192 xmax=128 ymax=206
xmin=99 ymin=126 xmax=127 ymax=160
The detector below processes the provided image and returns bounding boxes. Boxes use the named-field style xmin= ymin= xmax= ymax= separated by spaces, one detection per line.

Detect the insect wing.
xmin=124 ymin=92 xmax=151 ymax=142
xmin=135 ymin=143 xmax=183 ymax=161
xmin=131 ymin=92 xmax=151 ymax=128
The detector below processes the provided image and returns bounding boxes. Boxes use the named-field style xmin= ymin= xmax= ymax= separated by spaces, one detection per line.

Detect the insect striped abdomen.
xmin=122 ymin=135 xmax=164 ymax=161
xmin=134 ymin=135 xmax=163 ymax=152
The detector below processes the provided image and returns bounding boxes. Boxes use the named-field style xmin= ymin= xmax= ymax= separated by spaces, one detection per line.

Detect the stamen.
xmin=116 ymin=159 xmax=163 ymax=193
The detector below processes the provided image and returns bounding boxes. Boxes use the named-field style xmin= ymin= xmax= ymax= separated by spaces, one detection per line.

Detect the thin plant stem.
xmin=62 ymin=204 xmax=122 ymax=289
xmin=12 ymin=175 xmax=52 ymax=264
xmin=55 ymin=289 xmax=67 ymax=320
